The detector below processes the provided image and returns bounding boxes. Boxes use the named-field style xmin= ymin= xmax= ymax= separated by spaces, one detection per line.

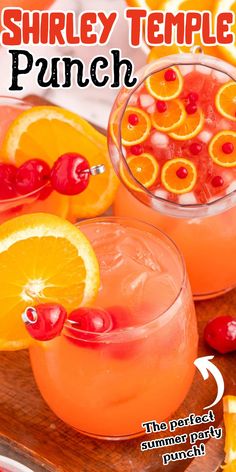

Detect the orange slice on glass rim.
xmin=151 ymin=99 xmax=186 ymax=132
xmin=121 ymin=107 xmax=152 ymax=146
xmin=1 ymin=106 xmax=118 ymax=219
xmin=146 ymin=67 xmax=183 ymax=101
xmin=169 ymin=108 xmax=204 ymax=141
xmin=161 ymin=158 xmax=197 ymax=194
xmin=0 ymin=213 xmax=100 ymax=351
xmin=223 ymin=395 xmax=236 ymax=468
xmin=216 ymin=82 xmax=236 ymax=122
xmin=120 ymin=153 xmax=159 ymax=191
xmin=209 ymin=131 xmax=236 ymax=167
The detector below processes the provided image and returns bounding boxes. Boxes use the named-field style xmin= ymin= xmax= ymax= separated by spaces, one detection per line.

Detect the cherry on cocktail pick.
xmin=22 ymin=303 xmax=67 ymax=341
xmin=15 ymin=159 xmax=51 ymax=195
xmin=50 ymin=153 xmax=105 ymax=196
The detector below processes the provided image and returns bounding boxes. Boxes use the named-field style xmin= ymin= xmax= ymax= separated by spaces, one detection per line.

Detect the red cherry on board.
xmin=204 ymin=315 xmax=236 ymax=354
xmin=50 ymin=153 xmax=90 ymax=196
xmin=15 ymin=159 xmax=51 ymax=195
xmin=22 ymin=303 xmax=67 ymax=341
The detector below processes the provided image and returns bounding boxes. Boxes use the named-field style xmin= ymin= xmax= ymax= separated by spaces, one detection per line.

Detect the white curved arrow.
xmin=194 ymin=356 xmax=225 ymax=410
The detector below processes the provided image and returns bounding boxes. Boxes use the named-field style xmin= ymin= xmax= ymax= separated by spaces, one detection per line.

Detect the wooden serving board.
xmin=0 ymin=96 xmax=236 ymax=471
xmin=0 ymin=289 xmax=236 ymax=472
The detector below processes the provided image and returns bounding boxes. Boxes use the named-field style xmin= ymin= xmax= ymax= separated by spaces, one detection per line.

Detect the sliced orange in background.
xmin=161 ymin=158 xmax=197 ymax=194
xmin=209 ymin=131 xmax=236 ymax=167
xmin=151 ymin=99 xmax=186 ymax=132
xmin=214 ymin=0 xmax=236 ymax=66
xmin=146 ymin=67 xmax=183 ymax=101
xmin=148 ymin=45 xmax=181 ymax=63
xmin=1 ymin=106 xmax=118 ymax=219
xmin=125 ymin=0 xmax=157 ymax=7
xmin=0 ymin=213 xmax=100 ymax=351
xmin=223 ymin=395 xmax=236 ymax=467
xmin=120 ymin=153 xmax=159 ymax=191
xmin=216 ymin=82 xmax=236 ymax=122
xmin=169 ymin=109 xmax=204 ymax=141
xmin=121 ymin=107 xmax=151 ymax=146
xmin=153 ymin=0 xmax=220 ymax=57
xmin=222 ymin=461 xmax=236 ymax=472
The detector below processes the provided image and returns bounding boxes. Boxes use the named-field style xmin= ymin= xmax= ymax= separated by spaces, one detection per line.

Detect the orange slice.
xmin=216 ymin=82 xmax=236 ymax=122
xmin=169 ymin=109 xmax=204 ymax=141
xmin=0 ymin=213 xmax=99 ymax=351
xmin=214 ymin=0 xmax=236 ymax=66
xmin=151 ymin=99 xmax=186 ymax=132
xmin=121 ymin=107 xmax=151 ymax=146
xmin=148 ymin=45 xmax=181 ymax=63
xmin=125 ymin=0 xmax=157 ymax=8
xmin=222 ymin=461 xmax=236 ymax=472
xmin=161 ymin=158 xmax=197 ymax=194
xmin=209 ymin=131 xmax=236 ymax=167
xmin=1 ymin=106 xmax=118 ymax=219
xmin=223 ymin=395 xmax=236 ymax=467
xmin=120 ymin=153 xmax=159 ymax=191
xmin=146 ymin=67 xmax=183 ymax=101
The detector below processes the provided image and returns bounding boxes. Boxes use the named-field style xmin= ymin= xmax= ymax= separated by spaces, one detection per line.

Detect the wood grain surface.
xmin=0 ymin=95 xmax=235 ymax=471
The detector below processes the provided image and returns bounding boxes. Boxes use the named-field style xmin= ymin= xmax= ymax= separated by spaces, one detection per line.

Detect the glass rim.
xmin=111 ymin=53 xmax=236 ymax=213
xmin=63 ymin=215 xmax=188 ymax=342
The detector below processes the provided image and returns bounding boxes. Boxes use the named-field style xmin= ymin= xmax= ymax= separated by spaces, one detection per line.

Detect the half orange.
xmin=1 ymin=106 xmax=118 ymax=219
xmin=0 ymin=213 xmax=100 ymax=350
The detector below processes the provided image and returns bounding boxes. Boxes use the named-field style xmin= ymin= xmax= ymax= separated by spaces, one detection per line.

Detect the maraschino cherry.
xmin=22 ymin=303 xmax=67 ymax=341
xmin=67 ymin=307 xmax=113 ymax=336
xmin=204 ymin=315 xmax=236 ymax=354
xmin=0 ymin=163 xmax=17 ymax=199
xmin=51 ymin=153 xmax=105 ymax=196
xmin=15 ymin=159 xmax=51 ymax=195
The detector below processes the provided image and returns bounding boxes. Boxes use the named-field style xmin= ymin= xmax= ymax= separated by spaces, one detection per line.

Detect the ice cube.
xmin=179 ymin=65 xmax=194 ymax=76
xmin=128 ymin=93 xmax=139 ymax=106
xmin=147 ymin=104 xmax=156 ymax=114
xmin=140 ymin=94 xmax=155 ymax=109
xmin=153 ymin=189 xmax=169 ymax=199
xmin=151 ymin=131 xmax=169 ymax=148
xmin=212 ymin=70 xmax=229 ymax=83
xmin=119 ymin=231 xmax=162 ymax=272
xmin=227 ymin=182 xmax=236 ymax=194
xmin=218 ymin=119 xmax=231 ymax=131
xmin=179 ymin=193 xmax=197 ymax=205
xmin=198 ymin=130 xmax=213 ymax=143
xmin=195 ymin=65 xmax=212 ymax=75
xmin=151 ymin=190 xmax=169 ymax=211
